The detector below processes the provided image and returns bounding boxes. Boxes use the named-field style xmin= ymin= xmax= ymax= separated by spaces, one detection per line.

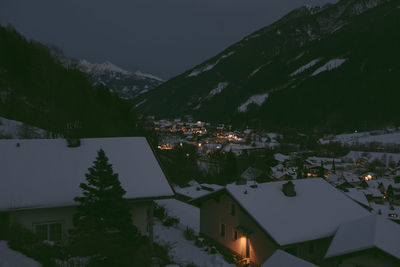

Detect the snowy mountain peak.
xmin=135 ymin=71 xmax=164 ymax=82
xmin=79 ymin=59 xmax=131 ymax=75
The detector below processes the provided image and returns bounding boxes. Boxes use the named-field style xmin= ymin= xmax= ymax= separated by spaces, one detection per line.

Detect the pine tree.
xmin=69 ymin=149 xmax=145 ymax=266
xmin=332 ymin=160 xmax=336 ymax=174
xmin=318 ymin=161 xmax=325 ymax=178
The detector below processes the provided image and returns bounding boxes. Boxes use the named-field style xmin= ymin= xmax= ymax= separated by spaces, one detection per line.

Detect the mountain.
xmin=0 ymin=25 xmax=141 ymax=137
xmin=135 ymin=0 xmax=400 ymax=133
xmin=74 ymin=59 xmax=164 ymax=99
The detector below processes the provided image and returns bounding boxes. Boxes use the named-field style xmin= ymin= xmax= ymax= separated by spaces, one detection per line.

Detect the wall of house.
xmin=282 ymin=237 xmax=332 ymax=265
xmin=200 ymin=193 xmax=277 ymax=265
xmin=129 ymin=200 xmax=153 ymax=235
xmin=8 ymin=200 xmax=153 ymax=240
xmin=9 ymin=206 xmax=76 ymax=241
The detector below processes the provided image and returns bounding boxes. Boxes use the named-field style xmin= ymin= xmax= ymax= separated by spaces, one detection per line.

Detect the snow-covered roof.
xmin=175 ymin=183 xmax=223 ymax=200
xmin=344 ymin=188 xmax=370 ymax=208
xmin=370 ymin=203 xmax=400 ymax=222
xmin=226 ymin=179 xmax=371 ymax=245
xmin=274 ymin=153 xmax=289 ymax=162
xmin=325 ymin=215 xmax=400 ymax=260
xmin=241 ymin=167 xmax=263 ymax=181
xmin=261 ymin=249 xmax=317 ymax=267
xmin=0 ymin=137 xmax=174 ymax=211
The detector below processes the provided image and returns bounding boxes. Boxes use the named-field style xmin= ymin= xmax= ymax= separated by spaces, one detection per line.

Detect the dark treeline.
xmin=0 ymin=24 xmax=141 ymax=138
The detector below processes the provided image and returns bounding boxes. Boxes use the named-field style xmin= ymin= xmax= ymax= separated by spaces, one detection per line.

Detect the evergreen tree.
xmin=318 ymin=161 xmax=325 ymax=178
xmin=332 ymin=160 xmax=336 ymax=174
xmin=387 ymin=184 xmax=394 ymax=198
xmin=296 ymin=167 xmax=303 ymax=180
xmin=69 ymin=149 xmax=147 ymax=266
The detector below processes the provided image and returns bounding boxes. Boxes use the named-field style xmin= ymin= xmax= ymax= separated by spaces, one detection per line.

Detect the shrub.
xmin=162 ymin=217 xmax=180 ymax=227
xmin=154 ymin=204 xmax=167 ymax=220
xmin=7 ymin=224 xmax=64 ymax=266
xmin=183 ymin=227 xmax=195 ymax=241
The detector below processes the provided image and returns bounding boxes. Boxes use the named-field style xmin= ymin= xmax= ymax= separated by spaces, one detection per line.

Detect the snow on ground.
xmin=0 ymin=241 xmax=41 ymax=267
xmin=320 ymin=131 xmax=400 ymax=145
xmin=206 ymin=82 xmax=229 ymax=99
xmin=155 ymin=199 xmax=200 ymax=233
xmin=237 ymin=93 xmax=269 ymax=112
xmin=249 ymin=65 xmax=264 ymax=77
xmin=154 ymin=199 xmax=234 ymax=267
xmin=79 ymin=59 xmax=130 ymax=75
xmin=343 ymin=151 xmax=400 ymax=165
xmin=154 ymin=222 xmax=235 ymax=267
xmin=290 ymin=58 xmax=321 ymax=76
xmin=0 ymin=117 xmax=47 ymax=139
xmin=134 ymin=99 xmax=147 ymax=108
xmin=187 ymin=52 xmax=235 ymax=77
xmin=311 ymin=58 xmax=347 ymax=76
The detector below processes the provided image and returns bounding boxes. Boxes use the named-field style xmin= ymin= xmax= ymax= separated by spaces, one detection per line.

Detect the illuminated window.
xmin=220 ymin=223 xmax=225 ymax=237
xmin=34 ymin=222 xmax=63 ymax=241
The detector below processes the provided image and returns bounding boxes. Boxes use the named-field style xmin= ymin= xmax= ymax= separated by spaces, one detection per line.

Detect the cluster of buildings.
xmin=1 ymin=137 xmax=399 ymax=266
xmin=152 ymin=118 xmax=280 ymax=156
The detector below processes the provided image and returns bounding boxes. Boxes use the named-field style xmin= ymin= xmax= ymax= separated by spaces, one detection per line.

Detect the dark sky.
xmin=0 ymin=0 xmax=336 ymax=79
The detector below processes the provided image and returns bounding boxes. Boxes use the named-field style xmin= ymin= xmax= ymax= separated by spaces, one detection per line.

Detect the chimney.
xmin=282 ymin=181 xmax=296 ymax=197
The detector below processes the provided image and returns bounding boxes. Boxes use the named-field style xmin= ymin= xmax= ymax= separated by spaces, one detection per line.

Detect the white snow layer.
xmin=237 ymin=93 xmax=269 ymax=112
xmin=0 ymin=117 xmax=47 ymax=139
xmin=154 ymin=221 xmax=235 ymax=267
xmin=311 ymin=58 xmax=347 ymax=76
xmin=261 ymin=250 xmax=317 ymax=267
xmin=320 ymin=131 xmax=400 ymax=145
xmin=187 ymin=51 xmax=235 ymax=77
xmin=155 ymin=199 xmax=200 ymax=233
xmin=290 ymin=58 xmax=322 ymax=76
xmin=325 ymin=215 xmax=400 ymax=260
xmin=226 ymin=179 xmax=371 ymax=246
xmin=134 ymin=71 xmax=164 ymax=82
xmin=79 ymin=59 xmax=130 ymax=75
xmin=0 ymin=137 xmax=174 ymax=210
xmin=206 ymin=82 xmax=228 ymax=99
xmin=249 ymin=66 xmax=263 ymax=77
xmin=0 ymin=241 xmax=41 ymax=267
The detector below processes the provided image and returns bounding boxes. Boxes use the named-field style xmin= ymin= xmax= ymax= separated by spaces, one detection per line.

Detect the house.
xmin=261 ymin=249 xmax=317 ymax=267
xmin=192 ymin=179 xmax=370 ymax=266
xmin=0 ymin=137 xmax=174 ymax=242
xmin=174 ymin=181 xmax=223 ymax=202
xmin=241 ymin=167 xmax=264 ymax=181
xmin=324 ymin=215 xmax=400 ymax=266
xmin=341 ymin=172 xmax=361 ymax=186
xmin=360 ymin=172 xmax=376 ymax=181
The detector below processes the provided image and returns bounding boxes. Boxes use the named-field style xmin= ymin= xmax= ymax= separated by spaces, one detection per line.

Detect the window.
xmin=230 ymin=204 xmax=236 ymax=216
xmin=34 ymin=222 xmax=63 ymax=241
xmin=220 ymin=223 xmax=225 ymax=237
xmin=233 ymin=230 xmax=238 ymax=240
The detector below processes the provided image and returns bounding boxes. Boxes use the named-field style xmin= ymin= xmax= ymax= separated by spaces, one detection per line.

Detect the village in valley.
xmin=151 ymin=116 xmax=400 ymax=223
xmin=145 ymin=116 xmax=400 ymax=266
xmin=1 ymin=0 xmax=400 ymax=266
